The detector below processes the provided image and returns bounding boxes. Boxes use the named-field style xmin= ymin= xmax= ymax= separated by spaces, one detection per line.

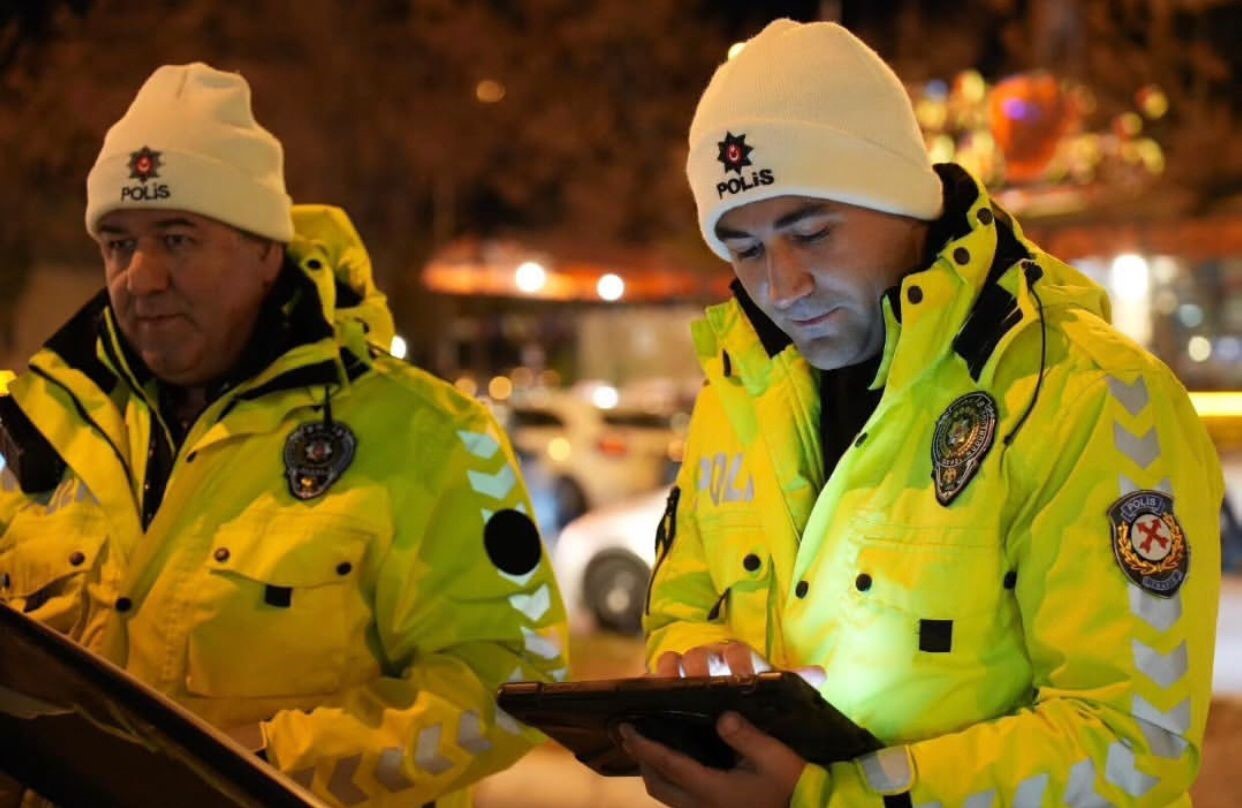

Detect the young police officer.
xmin=0 ymin=64 xmax=567 ymax=807
xmin=628 ymin=20 xmax=1221 ymax=808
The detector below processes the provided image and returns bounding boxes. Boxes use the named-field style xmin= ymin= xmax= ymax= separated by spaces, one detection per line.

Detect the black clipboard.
xmin=497 ymin=671 xmax=880 ymax=776
xmin=0 ymin=604 xmax=322 ymax=807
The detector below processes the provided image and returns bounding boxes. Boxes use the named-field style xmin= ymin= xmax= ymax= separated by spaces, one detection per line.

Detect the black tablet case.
xmin=498 ymin=671 xmax=881 ymax=776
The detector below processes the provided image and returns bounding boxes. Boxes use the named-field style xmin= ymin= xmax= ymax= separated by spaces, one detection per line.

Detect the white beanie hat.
xmin=687 ymin=19 xmax=942 ymax=261
xmin=85 ymin=62 xmax=293 ymax=242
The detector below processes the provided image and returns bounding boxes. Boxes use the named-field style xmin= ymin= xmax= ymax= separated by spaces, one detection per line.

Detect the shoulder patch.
xmin=1109 ymin=490 xmax=1188 ymax=598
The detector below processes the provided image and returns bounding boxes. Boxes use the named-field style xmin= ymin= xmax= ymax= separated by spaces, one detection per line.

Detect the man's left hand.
xmin=620 ymin=711 xmax=806 ymax=808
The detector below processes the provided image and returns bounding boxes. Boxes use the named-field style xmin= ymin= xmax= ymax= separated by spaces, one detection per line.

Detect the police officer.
xmin=630 ymin=20 xmax=1221 ymax=807
xmin=0 ymin=63 xmax=567 ymax=807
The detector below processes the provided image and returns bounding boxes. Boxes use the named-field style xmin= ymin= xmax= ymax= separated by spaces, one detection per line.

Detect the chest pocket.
xmin=700 ymin=510 xmax=771 ymax=655
xmin=843 ymin=520 xmax=1016 ymax=659
xmin=184 ymin=512 xmax=370 ymax=699
xmin=0 ymin=503 xmax=107 ymax=636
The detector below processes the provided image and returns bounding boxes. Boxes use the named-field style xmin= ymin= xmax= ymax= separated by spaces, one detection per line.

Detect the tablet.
xmin=497 ymin=671 xmax=880 ymax=776
xmin=0 ymin=604 xmax=318 ymax=807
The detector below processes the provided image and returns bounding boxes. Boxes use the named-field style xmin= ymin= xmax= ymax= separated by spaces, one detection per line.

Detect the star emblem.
xmin=716 ymin=132 xmax=754 ymax=175
xmin=127 ymin=146 xmax=163 ymax=183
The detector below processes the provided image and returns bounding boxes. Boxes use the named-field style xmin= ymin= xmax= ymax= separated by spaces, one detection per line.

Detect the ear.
xmin=255 ymin=239 xmax=285 ymax=287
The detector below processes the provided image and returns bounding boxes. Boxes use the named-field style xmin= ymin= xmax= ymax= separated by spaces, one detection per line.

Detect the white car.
xmin=553 ymin=485 xmax=672 ymax=634
xmin=507 ymin=389 xmax=680 ymax=532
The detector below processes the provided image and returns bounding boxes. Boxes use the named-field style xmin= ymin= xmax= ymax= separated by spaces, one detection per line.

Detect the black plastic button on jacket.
xmin=977 ymin=208 xmax=994 ymax=225
xmin=214 ymin=547 xmax=231 ymax=563
xmin=954 ymin=247 xmax=971 ymax=265
xmin=68 ymin=551 xmax=85 ymax=567
xmin=336 ymin=562 xmax=353 ymax=576
xmin=795 ymin=580 xmax=809 ymax=598
xmin=743 ymin=554 xmax=761 ymax=572
xmin=853 ymin=432 xmax=867 ymax=448
xmin=115 ymin=597 xmax=133 ymax=613
xmin=906 ymin=285 xmax=923 ymax=304
xmin=855 ymin=573 xmax=873 ymax=592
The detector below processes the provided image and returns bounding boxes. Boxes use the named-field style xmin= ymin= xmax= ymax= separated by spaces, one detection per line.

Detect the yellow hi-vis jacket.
xmin=645 ymin=165 xmax=1222 ymax=807
xmin=0 ymin=206 xmax=568 ymax=807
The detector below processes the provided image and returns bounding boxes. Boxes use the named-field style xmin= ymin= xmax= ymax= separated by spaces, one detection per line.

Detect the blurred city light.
xmin=597 ymin=273 xmax=625 ymax=302
xmin=1110 ymin=254 xmax=1150 ymax=301
xmin=454 ymin=376 xmax=478 ymax=397
xmin=475 ymin=79 xmax=506 ymax=103
xmin=1177 ymin=304 xmax=1205 ymax=329
xmin=488 ymin=376 xmax=514 ymax=400
xmin=390 ymin=335 xmax=408 ymax=360
xmin=515 ymin=261 xmax=548 ymax=294
xmin=591 ymin=384 xmax=619 ymax=410
xmin=727 ymin=42 xmax=746 ymax=60
xmin=548 ymin=436 xmax=572 ymax=462
xmin=1190 ymin=391 xmax=1242 ymax=418
xmin=1188 ymin=336 xmax=1212 ymax=363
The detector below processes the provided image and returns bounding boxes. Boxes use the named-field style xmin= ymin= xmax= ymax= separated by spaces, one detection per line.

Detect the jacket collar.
xmin=696 ymin=163 xmax=1034 ymax=394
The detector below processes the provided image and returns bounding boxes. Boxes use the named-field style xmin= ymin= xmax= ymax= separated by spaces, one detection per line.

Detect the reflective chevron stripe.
xmin=1063 ymin=759 xmax=1108 ymax=807
xmin=326 ymin=754 xmax=367 ymax=806
xmin=1132 ymin=639 xmax=1188 ymax=688
xmin=1119 ymin=475 xmax=1171 ymax=496
xmin=509 ymin=585 xmax=552 ymax=621
xmin=374 ymin=747 xmax=413 ymax=792
xmin=963 ymin=790 xmax=995 ymax=808
xmin=414 ymin=724 xmax=454 ymax=775
xmin=1107 ymin=376 xmax=1149 ymax=417
xmin=1012 ymin=772 xmax=1048 ymax=807
xmin=521 ymin=626 xmax=562 ymax=660
xmin=857 ymin=746 xmax=912 ymax=793
xmin=457 ymin=711 xmax=494 ymax=755
xmin=1105 ymin=742 xmax=1159 ymax=797
xmin=458 ymin=429 xmax=501 ymax=459
xmin=1113 ymin=423 xmax=1160 ymax=469
xmin=1128 ymin=583 xmax=1182 ymax=631
xmin=467 ymin=465 xmax=517 ymax=500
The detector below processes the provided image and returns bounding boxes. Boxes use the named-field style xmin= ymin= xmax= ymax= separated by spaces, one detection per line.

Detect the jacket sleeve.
xmin=795 ymin=369 xmax=1222 ymax=807
xmin=261 ymin=406 xmax=569 ymax=807
xmin=644 ymin=386 xmax=736 ymax=668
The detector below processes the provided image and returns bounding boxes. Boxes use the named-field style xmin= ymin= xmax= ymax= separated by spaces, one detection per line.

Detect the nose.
xmin=126 ymin=244 xmax=171 ymax=296
xmin=766 ymin=241 xmax=814 ymax=310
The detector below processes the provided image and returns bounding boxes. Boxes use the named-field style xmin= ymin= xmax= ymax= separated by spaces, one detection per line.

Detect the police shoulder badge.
xmin=1109 ymin=490 xmax=1189 ymax=598
xmin=932 ymin=391 xmax=998 ymax=506
xmin=283 ymin=421 xmax=357 ymax=500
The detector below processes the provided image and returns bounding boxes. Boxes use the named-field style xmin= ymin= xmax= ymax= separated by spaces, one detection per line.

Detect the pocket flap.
xmin=0 ymin=528 xmax=105 ymax=599
xmin=208 ymin=513 xmax=369 ymax=589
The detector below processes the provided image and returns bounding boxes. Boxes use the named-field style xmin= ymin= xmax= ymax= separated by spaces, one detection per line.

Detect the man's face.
xmin=716 ymin=195 xmax=928 ymax=371
xmin=96 ymin=209 xmax=282 ymax=386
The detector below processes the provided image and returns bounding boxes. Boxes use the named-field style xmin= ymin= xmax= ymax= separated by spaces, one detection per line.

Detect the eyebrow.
xmin=97 ymin=217 xmax=198 ymax=236
xmin=715 ymin=202 xmax=838 ymax=241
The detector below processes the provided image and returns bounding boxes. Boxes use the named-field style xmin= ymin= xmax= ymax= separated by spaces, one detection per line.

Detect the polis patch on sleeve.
xmin=1109 ymin=490 xmax=1189 ymax=598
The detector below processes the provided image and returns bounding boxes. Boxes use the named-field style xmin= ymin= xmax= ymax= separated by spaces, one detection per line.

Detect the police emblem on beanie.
xmin=717 ymin=132 xmax=754 ymax=175
xmin=127 ymin=147 xmax=162 ymax=183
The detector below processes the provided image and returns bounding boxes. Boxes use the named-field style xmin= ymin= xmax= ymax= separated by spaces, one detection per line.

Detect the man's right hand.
xmin=652 ymin=642 xmax=825 ymax=687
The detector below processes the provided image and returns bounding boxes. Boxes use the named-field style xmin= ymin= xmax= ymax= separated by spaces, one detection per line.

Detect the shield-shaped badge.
xmin=283 ymin=421 xmax=357 ymax=501
xmin=932 ymin=391 xmax=998 ymax=506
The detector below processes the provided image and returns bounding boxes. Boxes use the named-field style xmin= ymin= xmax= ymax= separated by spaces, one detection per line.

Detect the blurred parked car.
xmin=507 ymin=389 xmax=682 ymax=533
xmin=553 ymin=485 xmax=671 ymax=634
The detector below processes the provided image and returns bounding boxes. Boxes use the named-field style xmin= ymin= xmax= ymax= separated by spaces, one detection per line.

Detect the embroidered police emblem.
xmin=1109 ymin=490 xmax=1189 ymax=598
xmin=283 ymin=422 xmax=357 ymax=500
xmin=127 ymin=146 xmax=163 ymax=183
xmin=717 ymin=132 xmax=754 ymax=175
xmin=931 ymin=392 xmax=998 ymax=506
